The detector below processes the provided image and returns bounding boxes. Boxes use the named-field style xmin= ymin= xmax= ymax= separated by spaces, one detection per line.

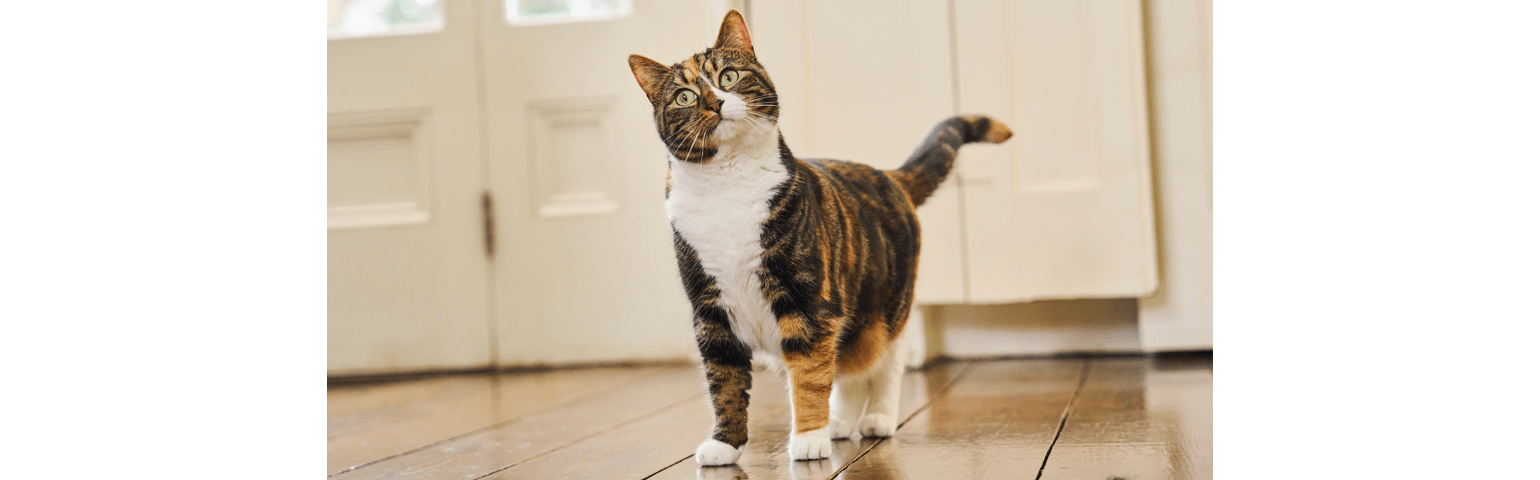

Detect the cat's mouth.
xmin=710 ymin=117 xmax=745 ymax=142
xmin=710 ymin=114 xmax=769 ymax=144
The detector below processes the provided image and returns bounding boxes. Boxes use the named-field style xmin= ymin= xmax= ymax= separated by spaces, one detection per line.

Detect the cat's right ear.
xmin=628 ymin=55 xmax=670 ymax=99
xmin=714 ymin=10 xmax=754 ymax=56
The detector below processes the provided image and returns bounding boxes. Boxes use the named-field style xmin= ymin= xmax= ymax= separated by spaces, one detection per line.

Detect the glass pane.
xmin=505 ymin=0 xmax=632 ymax=26
xmin=328 ymin=0 xmax=444 ymax=39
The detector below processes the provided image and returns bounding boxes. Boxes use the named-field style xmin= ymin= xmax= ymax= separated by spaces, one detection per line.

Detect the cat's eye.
xmin=719 ymin=70 xmax=740 ymax=88
xmin=674 ymin=89 xmax=697 ymax=106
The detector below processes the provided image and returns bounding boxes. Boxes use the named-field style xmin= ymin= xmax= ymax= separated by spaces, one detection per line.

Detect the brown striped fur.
xmin=629 ymin=10 xmax=1011 ymax=461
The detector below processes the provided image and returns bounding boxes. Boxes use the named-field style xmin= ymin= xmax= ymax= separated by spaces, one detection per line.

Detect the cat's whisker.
xmin=685 ymin=123 xmax=703 ymax=161
xmin=738 ymin=116 xmax=768 ymax=132
xmin=669 ymin=125 xmax=697 ymax=152
xmin=691 ymin=122 xmax=708 ymax=160
xmin=673 ymin=123 xmax=694 ymax=158
xmin=668 ymin=129 xmax=692 ymax=148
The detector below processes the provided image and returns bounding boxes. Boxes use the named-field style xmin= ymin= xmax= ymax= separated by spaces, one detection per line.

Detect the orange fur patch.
xmin=681 ymin=57 xmax=701 ymax=83
xmin=985 ymin=120 xmax=1014 ymax=143
xmin=834 ymin=319 xmax=891 ymax=375
xmin=777 ymin=315 xmax=806 ymax=339
xmin=782 ymin=338 xmax=836 ymax=433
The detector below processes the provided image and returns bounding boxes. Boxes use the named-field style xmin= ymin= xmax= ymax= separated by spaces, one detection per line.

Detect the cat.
xmin=627 ymin=10 xmax=1012 ymax=466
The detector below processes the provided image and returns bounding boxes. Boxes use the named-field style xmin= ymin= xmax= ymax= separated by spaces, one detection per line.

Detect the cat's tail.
xmin=890 ymin=115 xmax=1013 ymax=207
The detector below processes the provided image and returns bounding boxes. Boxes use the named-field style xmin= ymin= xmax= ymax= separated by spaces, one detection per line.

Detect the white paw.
xmin=858 ymin=413 xmax=896 ymax=438
xmin=828 ymin=417 xmax=856 ymax=439
xmin=695 ymin=438 xmax=743 ymax=466
xmin=788 ymin=427 xmax=832 ymax=460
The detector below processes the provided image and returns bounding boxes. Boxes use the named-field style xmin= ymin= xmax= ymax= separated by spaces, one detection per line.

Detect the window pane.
xmin=328 ymin=0 xmax=444 ymax=40
xmin=505 ymin=0 xmax=632 ymax=26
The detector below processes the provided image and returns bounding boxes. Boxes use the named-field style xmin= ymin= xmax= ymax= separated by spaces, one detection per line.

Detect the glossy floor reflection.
xmin=327 ymin=355 xmax=1211 ymax=479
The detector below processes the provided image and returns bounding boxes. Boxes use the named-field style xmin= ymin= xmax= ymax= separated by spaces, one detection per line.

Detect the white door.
xmin=328 ymin=0 xmax=492 ymax=374
xmin=477 ymin=0 xmax=729 ymax=366
xmin=954 ymin=0 xmax=1159 ymax=303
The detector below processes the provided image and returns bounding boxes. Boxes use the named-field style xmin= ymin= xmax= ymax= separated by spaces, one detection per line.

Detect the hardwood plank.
xmin=327 ymin=366 xmax=674 ymax=474
xmin=505 ymin=363 xmax=883 ymax=480
xmin=329 ymin=366 xmax=704 ymax=479
xmin=328 ymin=375 xmax=494 ymax=437
xmin=835 ymin=358 xmax=1087 ymax=480
xmin=479 ymin=393 xmax=712 ymax=479
xmin=646 ymin=361 xmax=975 ymax=480
xmin=1036 ymin=444 xmax=1177 ymax=480
xmin=1040 ymin=357 xmax=1211 ymax=480
xmin=323 ymin=356 xmax=1211 ymax=479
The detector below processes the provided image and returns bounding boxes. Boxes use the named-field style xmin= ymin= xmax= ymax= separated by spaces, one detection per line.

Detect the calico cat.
xmin=627 ymin=10 xmax=1012 ymax=465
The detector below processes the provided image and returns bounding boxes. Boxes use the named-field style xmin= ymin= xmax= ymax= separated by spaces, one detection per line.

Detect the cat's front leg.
xmin=781 ymin=331 xmax=837 ymax=461
xmin=693 ymin=307 xmax=753 ymax=466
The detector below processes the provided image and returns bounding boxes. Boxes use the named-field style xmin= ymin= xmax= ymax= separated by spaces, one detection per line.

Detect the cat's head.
xmin=628 ymin=10 xmax=778 ymax=163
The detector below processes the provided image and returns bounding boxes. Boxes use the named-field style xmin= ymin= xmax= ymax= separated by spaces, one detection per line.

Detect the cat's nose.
xmin=707 ymin=98 xmax=724 ymax=113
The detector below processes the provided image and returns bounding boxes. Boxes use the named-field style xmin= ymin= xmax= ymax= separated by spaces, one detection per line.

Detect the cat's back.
xmin=801 ymin=158 xmax=919 ymax=219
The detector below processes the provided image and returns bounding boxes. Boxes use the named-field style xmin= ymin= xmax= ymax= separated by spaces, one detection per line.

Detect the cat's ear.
xmin=628 ymin=54 xmax=670 ymax=98
xmin=714 ymin=10 xmax=754 ymax=56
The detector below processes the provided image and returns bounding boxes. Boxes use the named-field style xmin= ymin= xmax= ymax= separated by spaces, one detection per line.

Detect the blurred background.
xmin=327 ymin=0 xmax=1212 ymax=377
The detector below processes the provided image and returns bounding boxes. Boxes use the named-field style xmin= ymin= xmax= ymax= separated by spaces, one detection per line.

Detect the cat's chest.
xmin=666 ymin=155 xmax=789 ymax=354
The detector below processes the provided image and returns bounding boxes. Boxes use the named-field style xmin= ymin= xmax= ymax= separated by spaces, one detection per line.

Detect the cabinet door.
xmin=954 ymin=0 xmax=1159 ymax=303
xmin=328 ymin=1 xmax=492 ymax=374
xmin=478 ymin=0 xmax=724 ymax=366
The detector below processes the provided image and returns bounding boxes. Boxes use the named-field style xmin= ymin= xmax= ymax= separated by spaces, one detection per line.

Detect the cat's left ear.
xmin=628 ymin=54 xmax=670 ymax=98
xmin=714 ymin=10 xmax=754 ymax=56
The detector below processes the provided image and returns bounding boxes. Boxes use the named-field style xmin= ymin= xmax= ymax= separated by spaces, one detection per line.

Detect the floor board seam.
xmin=1033 ymin=358 xmax=1093 ymax=480
xmin=639 ymin=455 xmax=693 ymax=480
xmin=471 ymin=393 xmax=706 ymax=480
xmin=827 ymin=361 xmax=980 ymax=480
xmin=327 ymin=370 xmax=675 ymax=477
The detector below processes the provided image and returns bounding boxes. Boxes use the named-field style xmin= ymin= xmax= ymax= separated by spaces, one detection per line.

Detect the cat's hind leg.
xmin=828 ymin=374 xmax=868 ymax=439
xmin=857 ymin=339 xmax=906 ymax=438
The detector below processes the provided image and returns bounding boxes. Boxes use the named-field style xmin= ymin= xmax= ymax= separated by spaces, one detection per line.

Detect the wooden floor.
xmin=328 ymin=355 xmax=1211 ymax=479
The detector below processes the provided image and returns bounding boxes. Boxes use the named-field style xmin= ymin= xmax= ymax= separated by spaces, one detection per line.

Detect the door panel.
xmin=480 ymin=0 xmax=722 ymax=366
xmin=954 ymin=0 xmax=1158 ymax=303
xmin=327 ymin=1 xmax=491 ymax=374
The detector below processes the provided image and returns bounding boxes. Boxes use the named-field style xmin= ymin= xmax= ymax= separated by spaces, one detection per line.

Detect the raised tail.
xmin=890 ymin=115 xmax=1013 ymax=207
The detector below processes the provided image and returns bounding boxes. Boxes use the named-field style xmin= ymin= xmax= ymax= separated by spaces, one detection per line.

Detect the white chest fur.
xmin=666 ymin=126 xmax=787 ymax=356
